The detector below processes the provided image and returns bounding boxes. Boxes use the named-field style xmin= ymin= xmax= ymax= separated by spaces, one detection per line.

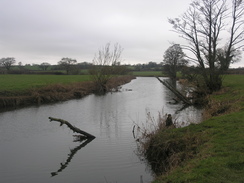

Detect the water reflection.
xmin=0 ymin=77 xmax=202 ymax=183
xmin=51 ymin=136 xmax=95 ymax=177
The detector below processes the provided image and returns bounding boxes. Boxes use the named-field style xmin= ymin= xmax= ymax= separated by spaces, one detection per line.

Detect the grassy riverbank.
xmin=150 ymin=75 xmax=244 ymax=183
xmin=0 ymin=75 xmax=135 ymax=109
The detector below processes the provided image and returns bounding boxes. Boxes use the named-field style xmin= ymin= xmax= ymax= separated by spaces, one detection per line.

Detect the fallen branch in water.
xmin=49 ymin=117 xmax=95 ymax=138
xmin=156 ymin=77 xmax=192 ymax=105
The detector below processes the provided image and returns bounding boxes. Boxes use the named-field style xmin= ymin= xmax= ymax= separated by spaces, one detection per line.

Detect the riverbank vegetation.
xmin=136 ymin=74 xmax=244 ymax=183
xmin=0 ymin=74 xmax=135 ymax=109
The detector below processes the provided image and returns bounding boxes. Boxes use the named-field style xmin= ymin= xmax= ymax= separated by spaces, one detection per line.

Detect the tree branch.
xmin=49 ymin=117 xmax=95 ymax=139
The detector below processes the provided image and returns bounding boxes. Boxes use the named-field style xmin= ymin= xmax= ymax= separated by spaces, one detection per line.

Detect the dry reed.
xmin=134 ymin=111 xmax=204 ymax=175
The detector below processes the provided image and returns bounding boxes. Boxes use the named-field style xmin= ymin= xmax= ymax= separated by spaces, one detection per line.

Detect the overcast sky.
xmin=0 ymin=0 xmax=243 ymax=67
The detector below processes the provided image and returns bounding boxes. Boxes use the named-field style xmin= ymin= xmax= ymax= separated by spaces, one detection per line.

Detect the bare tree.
xmin=163 ymin=44 xmax=188 ymax=80
xmin=169 ymin=0 xmax=243 ymax=92
xmin=58 ymin=58 xmax=77 ymax=74
xmin=0 ymin=57 xmax=16 ymax=72
xmin=89 ymin=43 xmax=123 ymax=93
xmin=223 ymin=0 xmax=244 ymax=69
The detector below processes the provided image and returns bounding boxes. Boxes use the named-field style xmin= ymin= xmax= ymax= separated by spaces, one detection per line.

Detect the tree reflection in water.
xmin=51 ymin=136 xmax=95 ymax=177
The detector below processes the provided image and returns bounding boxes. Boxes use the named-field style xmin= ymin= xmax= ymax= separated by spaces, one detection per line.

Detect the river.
xmin=0 ymin=77 xmax=202 ymax=183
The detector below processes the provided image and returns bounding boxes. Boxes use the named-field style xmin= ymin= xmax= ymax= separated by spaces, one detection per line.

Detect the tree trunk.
xmin=156 ymin=77 xmax=192 ymax=105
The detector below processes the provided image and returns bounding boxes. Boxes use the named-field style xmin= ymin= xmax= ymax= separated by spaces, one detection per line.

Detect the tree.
xmin=58 ymin=58 xmax=77 ymax=74
xmin=77 ymin=62 xmax=93 ymax=69
xmin=217 ymin=46 xmax=242 ymax=71
xmin=0 ymin=57 xmax=16 ymax=71
xmin=169 ymin=0 xmax=243 ymax=92
xmin=39 ymin=62 xmax=51 ymax=71
xmin=163 ymin=44 xmax=188 ymax=80
xmin=89 ymin=43 xmax=123 ymax=93
xmin=18 ymin=62 xmax=24 ymax=70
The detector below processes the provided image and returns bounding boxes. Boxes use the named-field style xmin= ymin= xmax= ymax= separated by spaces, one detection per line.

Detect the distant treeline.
xmin=0 ymin=61 xmax=164 ymax=75
xmin=225 ymin=68 xmax=244 ymax=75
xmin=0 ymin=61 xmax=243 ymax=75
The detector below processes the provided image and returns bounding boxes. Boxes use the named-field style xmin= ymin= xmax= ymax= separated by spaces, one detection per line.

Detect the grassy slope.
xmin=0 ymin=75 xmax=91 ymax=92
xmin=153 ymin=75 xmax=244 ymax=183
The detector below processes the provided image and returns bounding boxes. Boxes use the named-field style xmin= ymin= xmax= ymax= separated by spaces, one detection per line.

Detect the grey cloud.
xmin=4 ymin=0 xmax=240 ymax=66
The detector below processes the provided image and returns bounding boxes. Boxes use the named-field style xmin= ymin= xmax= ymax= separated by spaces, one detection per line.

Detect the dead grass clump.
xmin=203 ymin=97 xmax=240 ymax=120
xmin=106 ymin=75 xmax=136 ymax=92
xmin=202 ymin=85 xmax=244 ymax=120
xmin=133 ymin=111 xmax=175 ymax=142
xmin=29 ymin=81 xmax=96 ymax=104
xmin=0 ymin=96 xmax=30 ymax=108
xmin=0 ymin=81 xmax=96 ymax=108
xmin=135 ymin=111 xmax=204 ymax=175
xmin=144 ymin=130 xmax=203 ymax=175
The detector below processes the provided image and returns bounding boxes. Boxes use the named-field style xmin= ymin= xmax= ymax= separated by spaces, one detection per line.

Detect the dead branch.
xmin=156 ymin=77 xmax=192 ymax=105
xmin=49 ymin=117 xmax=95 ymax=138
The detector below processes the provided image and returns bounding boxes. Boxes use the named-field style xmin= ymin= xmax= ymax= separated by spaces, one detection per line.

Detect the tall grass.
xmin=135 ymin=111 xmax=201 ymax=176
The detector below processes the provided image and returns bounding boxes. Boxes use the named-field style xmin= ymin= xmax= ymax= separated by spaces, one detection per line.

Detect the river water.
xmin=0 ymin=77 xmax=202 ymax=183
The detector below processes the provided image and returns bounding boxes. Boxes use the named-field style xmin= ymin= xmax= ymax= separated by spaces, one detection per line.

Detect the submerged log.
xmin=156 ymin=77 xmax=192 ymax=105
xmin=49 ymin=117 xmax=95 ymax=138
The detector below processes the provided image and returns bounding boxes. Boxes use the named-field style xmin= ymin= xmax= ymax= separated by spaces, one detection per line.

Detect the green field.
xmin=0 ymin=75 xmax=91 ymax=92
xmin=210 ymin=75 xmax=244 ymax=110
xmin=152 ymin=75 xmax=244 ymax=183
xmin=0 ymin=71 xmax=163 ymax=92
xmin=223 ymin=74 xmax=244 ymax=90
xmin=132 ymin=71 xmax=164 ymax=77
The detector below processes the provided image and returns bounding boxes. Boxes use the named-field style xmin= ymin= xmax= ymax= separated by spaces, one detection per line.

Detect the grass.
xmin=0 ymin=71 xmax=162 ymax=92
xmin=148 ymin=75 xmax=244 ymax=183
xmin=0 ymin=74 xmax=91 ymax=92
xmin=152 ymin=112 xmax=244 ymax=183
